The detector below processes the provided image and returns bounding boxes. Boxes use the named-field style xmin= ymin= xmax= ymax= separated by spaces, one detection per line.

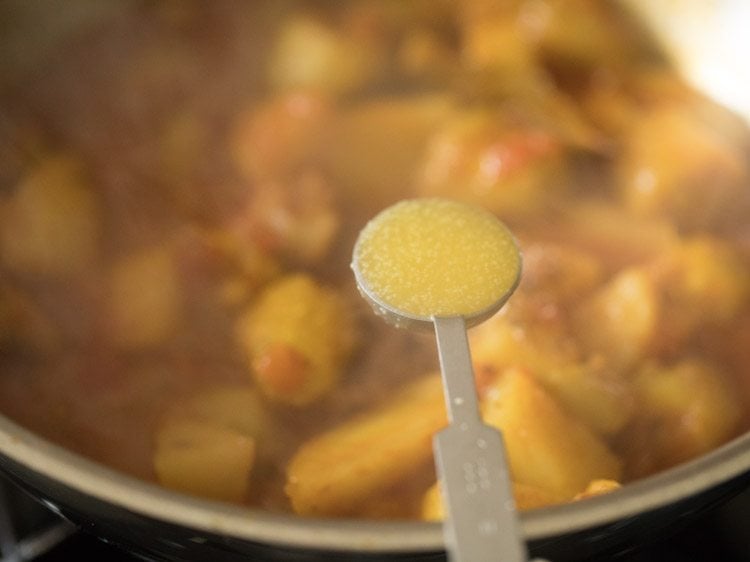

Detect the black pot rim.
xmin=0 ymin=414 xmax=748 ymax=553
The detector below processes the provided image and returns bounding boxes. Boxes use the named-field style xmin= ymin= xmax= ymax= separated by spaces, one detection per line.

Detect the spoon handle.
xmin=433 ymin=316 xmax=482 ymax=426
xmin=433 ymin=316 xmax=527 ymax=562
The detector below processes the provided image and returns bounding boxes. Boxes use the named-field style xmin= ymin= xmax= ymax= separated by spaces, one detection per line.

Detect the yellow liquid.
xmin=353 ymin=198 xmax=521 ymax=318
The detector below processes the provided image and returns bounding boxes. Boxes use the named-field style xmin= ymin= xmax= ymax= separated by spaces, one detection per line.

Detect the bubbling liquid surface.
xmin=353 ymin=198 xmax=521 ymax=319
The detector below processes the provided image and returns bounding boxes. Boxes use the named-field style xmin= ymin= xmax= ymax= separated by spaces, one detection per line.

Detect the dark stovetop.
xmin=1 ymin=475 xmax=748 ymax=562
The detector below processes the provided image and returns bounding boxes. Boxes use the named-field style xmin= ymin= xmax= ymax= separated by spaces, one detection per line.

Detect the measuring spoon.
xmin=351 ymin=198 xmax=527 ymax=562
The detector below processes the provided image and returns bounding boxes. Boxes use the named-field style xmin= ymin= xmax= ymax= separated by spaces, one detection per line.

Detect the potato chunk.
xmin=285 ymin=375 xmax=446 ymax=517
xmin=415 ymin=111 xmax=567 ymax=219
xmin=236 ymin=274 xmax=357 ymax=405
xmin=269 ymin=14 xmax=384 ymax=96
xmin=154 ymin=385 xmax=270 ymax=503
xmin=625 ymin=359 xmax=742 ymax=476
xmin=656 ymin=237 xmax=750 ymax=326
xmin=107 ymin=245 xmax=181 ymax=350
xmin=574 ymin=267 xmax=660 ymax=372
xmin=471 ymin=312 xmax=634 ymax=435
xmin=573 ymin=479 xmax=621 ymax=501
xmin=154 ymin=419 xmax=256 ymax=503
xmin=572 ymin=238 xmax=749 ymax=367
xmin=618 ymin=106 xmax=750 ymax=231
xmin=1 ymin=156 xmax=101 ymax=277
xmin=482 ymin=368 xmax=622 ymax=499
xmin=419 ymin=482 xmax=443 ymax=521
xmin=172 ymin=386 xmax=270 ymax=444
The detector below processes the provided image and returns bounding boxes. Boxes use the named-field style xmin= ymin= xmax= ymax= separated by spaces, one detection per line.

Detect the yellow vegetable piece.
xmin=108 ymin=245 xmax=181 ymax=350
xmin=618 ymin=106 xmax=750 ymax=231
xmin=416 ymin=113 xmax=567 ymax=218
xmin=154 ymin=419 xmax=256 ymax=503
xmin=285 ymin=374 xmax=446 ymax=517
xmin=418 ymin=483 xmax=444 ymax=521
xmin=629 ymin=359 xmax=742 ymax=474
xmin=236 ymin=274 xmax=356 ymax=405
xmin=658 ymin=237 xmax=750 ymax=326
xmin=471 ymin=314 xmax=634 ymax=436
xmin=0 ymin=156 xmax=101 ymax=277
xmin=353 ymin=198 xmax=520 ymax=318
xmin=574 ymin=267 xmax=660 ymax=372
xmin=482 ymin=367 xmax=622 ymax=499
xmin=171 ymin=385 xmax=269 ymax=444
xmin=573 ymin=479 xmax=621 ymax=501
xmin=269 ymin=14 xmax=383 ymax=96
xmin=154 ymin=384 xmax=271 ymax=503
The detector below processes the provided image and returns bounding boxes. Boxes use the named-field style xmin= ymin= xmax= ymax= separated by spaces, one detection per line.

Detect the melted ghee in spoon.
xmin=352 ymin=198 xmax=521 ymax=320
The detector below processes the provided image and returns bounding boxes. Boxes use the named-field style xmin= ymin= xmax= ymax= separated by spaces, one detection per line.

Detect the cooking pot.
xmin=1 ymin=413 xmax=750 ymax=561
xmin=0 ymin=1 xmax=749 ymax=560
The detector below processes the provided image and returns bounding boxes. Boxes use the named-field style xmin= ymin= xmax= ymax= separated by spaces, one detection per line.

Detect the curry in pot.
xmin=0 ymin=0 xmax=749 ymax=520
